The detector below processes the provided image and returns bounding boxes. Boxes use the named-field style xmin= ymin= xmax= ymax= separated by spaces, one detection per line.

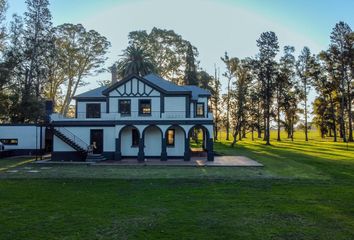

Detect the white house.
xmin=0 ymin=124 xmax=46 ymax=157
xmin=50 ymin=74 xmax=214 ymax=162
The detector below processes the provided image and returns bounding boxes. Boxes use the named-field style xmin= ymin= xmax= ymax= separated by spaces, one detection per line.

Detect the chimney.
xmin=111 ymin=64 xmax=117 ymax=83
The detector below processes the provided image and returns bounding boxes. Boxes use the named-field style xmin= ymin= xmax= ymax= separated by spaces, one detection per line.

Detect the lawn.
xmin=0 ymin=131 xmax=354 ymax=239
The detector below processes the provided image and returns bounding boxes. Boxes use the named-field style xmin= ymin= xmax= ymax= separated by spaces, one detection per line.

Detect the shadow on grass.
xmin=215 ymin=140 xmax=354 ymax=181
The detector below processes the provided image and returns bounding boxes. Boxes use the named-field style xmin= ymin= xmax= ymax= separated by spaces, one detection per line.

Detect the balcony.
xmin=51 ymin=111 xmax=213 ymax=121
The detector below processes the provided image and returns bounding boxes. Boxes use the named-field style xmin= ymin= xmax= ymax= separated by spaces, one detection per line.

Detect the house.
xmin=0 ymin=124 xmax=46 ymax=158
xmin=50 ymin=74 xmax=214 ymax=162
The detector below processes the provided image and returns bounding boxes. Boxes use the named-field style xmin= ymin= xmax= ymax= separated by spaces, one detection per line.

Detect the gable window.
xmin=86 ymin=103 xmax=101 ymax=118
xmin=119 ymin=100 xmax=131 ymax=115
xmin=166 ymin=129 xmax=175 ymax=146
xmin=0 ymin=139 xmax=18 ymax=145
xmin=196 ymin=103 xmax=204 ymax=117
xmin=139 ymin=99 xmax=151 ymax=115
xmin=132 ymin=129 xmax=139 ymax=147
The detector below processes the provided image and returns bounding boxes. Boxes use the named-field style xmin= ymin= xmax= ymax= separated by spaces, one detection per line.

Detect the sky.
xmin=5 ymin=0 xmax=354 ymax=97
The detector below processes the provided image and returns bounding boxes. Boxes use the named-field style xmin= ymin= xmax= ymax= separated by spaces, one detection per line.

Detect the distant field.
xmin=0 ymin=130 xmax=353 ymax=239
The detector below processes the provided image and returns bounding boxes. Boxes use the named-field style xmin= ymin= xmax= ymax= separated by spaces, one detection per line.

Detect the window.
xmin=132 ymin=129 xmax=139 ymax=147
xmin=139 ymin=99 xmax=151 ymax=115
xmin=119 ymin=100 xmax=131 ymax=115
xmin=166 ymin=129 xmax=175 ymax=146
xmin=0 ymin=139 xmax=18 ymax=145
xmin=196 ymin=103 xmax=204 ymax=117
xmin=86 ymin=103 xmax=101 ymax=118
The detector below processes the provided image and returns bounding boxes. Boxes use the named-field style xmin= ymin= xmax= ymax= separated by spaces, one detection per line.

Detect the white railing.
xmin=51 ymin=111 xmax=213 ymax=121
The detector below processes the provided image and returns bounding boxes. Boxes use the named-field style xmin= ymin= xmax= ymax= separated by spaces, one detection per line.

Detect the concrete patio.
xmin=92 ymin=156 xmax=263 ymax=167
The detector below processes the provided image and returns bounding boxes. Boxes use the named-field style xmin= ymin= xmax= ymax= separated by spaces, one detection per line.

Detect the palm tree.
xmin=117 ymin=45 xmax=156 ymax=77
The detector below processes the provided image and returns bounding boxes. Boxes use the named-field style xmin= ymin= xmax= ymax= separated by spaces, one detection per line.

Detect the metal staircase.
xmin=53 ymin=127 xmax=106 ymax=162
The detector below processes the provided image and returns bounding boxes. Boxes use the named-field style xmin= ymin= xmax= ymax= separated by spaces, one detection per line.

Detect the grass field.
xmin=0 ymin=130 xmax=354 ymax=239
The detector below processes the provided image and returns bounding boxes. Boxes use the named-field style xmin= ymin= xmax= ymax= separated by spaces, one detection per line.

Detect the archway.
xmin=187 ymin=125 xmax=213 ymax=161
xmin=117 ymin=125 xmax=140 ymax=160
xmin=142 ymin=125 xmax=163 ymax=159
xmin=165 ymin=125 xmax=186 ymax=159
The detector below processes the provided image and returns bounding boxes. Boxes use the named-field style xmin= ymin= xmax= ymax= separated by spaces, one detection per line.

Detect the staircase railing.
xmin=55 ymin=127 xmax=89 ymax=151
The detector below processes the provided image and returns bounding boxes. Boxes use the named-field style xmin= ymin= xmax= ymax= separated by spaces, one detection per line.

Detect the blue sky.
xmin=5 ymin=0 xmax=354 ymax=95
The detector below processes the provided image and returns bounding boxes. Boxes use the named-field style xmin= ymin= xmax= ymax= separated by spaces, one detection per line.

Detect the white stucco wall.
xmin=120 ymin=126 xmax=139 ymax=156
xmin=166 ymin=127 xmax=185 ymax=156
xmin=144 ymin=126 xmax=162 ymax=156
xmin=53 ymin=127 xmax=115 ymax=152
xmin=0 ymin=125 xmax=45 ymax=150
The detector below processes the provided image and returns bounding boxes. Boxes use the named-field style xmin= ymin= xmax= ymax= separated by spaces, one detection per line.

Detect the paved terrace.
xmin=38 ymin=156 xmax=263 ymax=167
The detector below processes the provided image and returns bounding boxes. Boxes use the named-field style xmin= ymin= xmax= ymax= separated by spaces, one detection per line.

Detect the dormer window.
xmin=119 ymin=100 xmax=131 ymax=115
xmin=139 ymin=99 xmax=151 ymax=115
xmin=196 ymin=103 xmax=204 ymax=117
xmin=86 ymin=103 xmax=101 ymax=118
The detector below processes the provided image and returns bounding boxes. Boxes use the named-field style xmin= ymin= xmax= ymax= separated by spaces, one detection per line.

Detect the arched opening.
xmin=165 ymin=125 xmax=186 ymax=158
xmin=118 ymin=125 xmax=140 ymax=158
xmin=187 ymin=125 xmax=213 ymax=161
xmin=142 ymin=125 xmax=163 ymax=158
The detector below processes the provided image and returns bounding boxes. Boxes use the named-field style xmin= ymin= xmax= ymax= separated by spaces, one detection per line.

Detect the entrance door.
xmin=90 ymin=129 xmax=103 ymax=154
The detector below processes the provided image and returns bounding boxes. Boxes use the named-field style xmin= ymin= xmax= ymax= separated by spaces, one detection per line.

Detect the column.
xmin=114 ymin=137 xmax=121 ymax=161
xmin=138 ymin=137 xmax=145 ymax=162
xmin=161 ymin=137 xmax=167 ymax=161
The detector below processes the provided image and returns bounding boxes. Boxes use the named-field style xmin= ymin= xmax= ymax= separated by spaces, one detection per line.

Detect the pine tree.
xmin=256 ymin=31 xmax=279 ymax=145
xmin=184 ymin=42 xmax=198 ymax=85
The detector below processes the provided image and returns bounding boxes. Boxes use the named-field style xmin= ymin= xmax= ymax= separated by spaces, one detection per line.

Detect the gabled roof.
xmin=73 ymin=74 xmax=211 ymax=100
xmin=182 ymin=85 xmax=211 ymax=100
xmin=73 ymin=85 xmax=108 ymax=99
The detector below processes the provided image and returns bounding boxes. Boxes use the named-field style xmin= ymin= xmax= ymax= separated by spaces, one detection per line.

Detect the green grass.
xmin=0 ymin=131 xmax=354 ymax=239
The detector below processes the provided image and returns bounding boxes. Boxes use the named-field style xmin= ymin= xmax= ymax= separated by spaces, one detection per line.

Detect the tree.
xmin=211 ymin=66 xmax=221 ymax=141
xmin=221 ymin=52 xmax=238 ymax=141
xmin=256 ymin=31 xmax=279 ymax=145
xmin=117 ymin=45 xmax=155 ymax=77
xmin=184 ymin=42 xmax=198 ymax=85
xmin=57 ymin=24 xmax=110 ymax=115
xmin=0 ymin=0 xmax=7 ymax=52
xmin=230 ymin=58 xmax=252 ymax=146
xmin=128 ymin=27 xmax=198 ymax=84
xmin=329 ymin=22 xmax=353 ymax=142
xmin=275 ymin=46 xmax=296 ymax=141
xmin=296 ymin=47 xmax=314 ymax=141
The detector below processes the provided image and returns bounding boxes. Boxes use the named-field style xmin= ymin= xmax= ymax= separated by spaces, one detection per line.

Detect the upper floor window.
xmin=196 ymin=103 xmax=204 ymax=117
xmin=139 ymin=99 xmax=151 ymax=115
xmin=119 ymin=100 xmax=131 ymax=115
xmin=86 ymin=103 xmax=101 ymax=118
xmin=0 ymin=139 xmax=18 ymax=145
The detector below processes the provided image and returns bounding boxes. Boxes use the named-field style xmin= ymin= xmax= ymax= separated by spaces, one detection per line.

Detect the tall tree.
xmin=221 ymin=52 xmax=238 ymax=141
xmin=211 ymin=65 xmax=221 ymax=141
xmin=117 ymin=45 xmax=155 ymax=77
xmin=256 ymin=31 xmax=279 ymax=145
xmin=128 ymin=28 xmax=198 ymax=84
xmin=329 ymin=22 xmax=353 ymax=142
xmin=296 ymin=47 xmax=314 ymax=141
xmin=231 ymin=58 xmax=252 ymax=146
xmin=56 ymin=24 xmax=111 ymax=115
xmin=184 ymin=42 xmax=198 ymax=85
xmin=275 ymin=46 xmax=296 ymax=141
xmin=0 ymin=0 xmax=6 ymax=52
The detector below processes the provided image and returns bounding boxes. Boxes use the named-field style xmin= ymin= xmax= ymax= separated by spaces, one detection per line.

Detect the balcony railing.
xmin=51 ymin=111 xmax=213 ymax=121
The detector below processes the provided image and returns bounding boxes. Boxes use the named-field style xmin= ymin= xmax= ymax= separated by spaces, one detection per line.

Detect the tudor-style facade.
xmin=50 ymin=74 xmax=214 ymax=162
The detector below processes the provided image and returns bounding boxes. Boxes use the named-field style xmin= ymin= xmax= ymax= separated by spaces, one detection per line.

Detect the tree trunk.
xmin=277 ymin=90 xmax=281 ymax=141
xmin=329 ymin=94 xmax=337 ymax=142
xmin=304 ymin=81 xmax=308 ymax=141
xmin=226 ymin=78 xmax=231 ymax=141
xmin=340 ymin=66 xmax=347 ymax=142
xmin=347 ymin=81 xmax=353 ymax=141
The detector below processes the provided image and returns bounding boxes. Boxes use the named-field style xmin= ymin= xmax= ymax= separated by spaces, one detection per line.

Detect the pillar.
xmin=161 ymin=137 xmax=167 ymax=161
